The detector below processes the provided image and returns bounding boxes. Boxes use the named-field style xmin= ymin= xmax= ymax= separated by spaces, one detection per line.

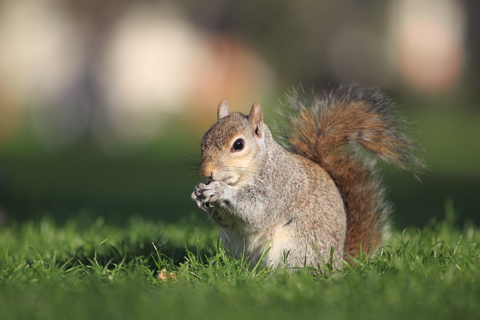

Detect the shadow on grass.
xmin=55 ymin=238 xmax=214 ymax=277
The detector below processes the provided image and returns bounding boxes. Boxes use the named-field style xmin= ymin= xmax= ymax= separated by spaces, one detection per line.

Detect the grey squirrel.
xmin=191 ymin=85 xmax=425 ymax=269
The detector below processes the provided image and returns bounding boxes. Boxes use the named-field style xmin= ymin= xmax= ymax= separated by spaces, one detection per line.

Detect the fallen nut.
xmin=157 ymin=269 xmax=176 ymax=280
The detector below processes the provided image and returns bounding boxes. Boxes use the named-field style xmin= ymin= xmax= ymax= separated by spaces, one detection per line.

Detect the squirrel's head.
xmin=199 ymin=100 xmax=267 ymax=187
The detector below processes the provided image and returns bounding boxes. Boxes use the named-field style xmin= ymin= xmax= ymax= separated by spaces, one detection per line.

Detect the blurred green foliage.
xmin=0 ymin=0 xmax=478 ymax=229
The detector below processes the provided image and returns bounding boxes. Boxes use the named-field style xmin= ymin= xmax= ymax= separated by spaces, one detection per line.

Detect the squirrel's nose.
xmin=200 ymin=164 xmax=214 ymax=180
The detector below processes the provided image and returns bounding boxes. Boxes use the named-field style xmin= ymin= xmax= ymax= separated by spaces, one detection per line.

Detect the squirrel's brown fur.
xmin=191 ymin=85 xmax=425 ymax=269
xmin=283 ymin=85 xmax=425 ymax=258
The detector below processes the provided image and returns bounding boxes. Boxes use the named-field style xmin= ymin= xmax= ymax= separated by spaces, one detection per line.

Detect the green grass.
xmin=0 ymin=215 xmax=479 ymax=320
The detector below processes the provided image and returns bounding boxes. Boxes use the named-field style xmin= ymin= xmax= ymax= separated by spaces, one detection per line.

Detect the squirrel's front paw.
xmin=191 ymin=181 xmax=226 ymax=211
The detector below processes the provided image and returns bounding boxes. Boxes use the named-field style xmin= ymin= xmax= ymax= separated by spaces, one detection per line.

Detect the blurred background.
xmin=0 ymin=0 xmax=478 ymax=229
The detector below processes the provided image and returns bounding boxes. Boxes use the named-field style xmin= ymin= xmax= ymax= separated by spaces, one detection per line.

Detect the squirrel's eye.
xmin=232 ymin=138 xmax=245 ymax=152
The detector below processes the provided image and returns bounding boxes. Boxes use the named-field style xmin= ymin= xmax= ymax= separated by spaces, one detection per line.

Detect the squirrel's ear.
xmin=217 ymin=100 xmax=229 ymax=120
xmin=248 ymin=102 xmax=264 ymax=138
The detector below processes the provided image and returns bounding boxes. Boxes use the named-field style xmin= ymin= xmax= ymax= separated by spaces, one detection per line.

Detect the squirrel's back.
xmin=282 ymin=85 xmax=425 ymax=258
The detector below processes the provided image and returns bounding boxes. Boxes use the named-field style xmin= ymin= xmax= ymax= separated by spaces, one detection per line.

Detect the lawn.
xmin=0 ymin=214 xmax=479 ymax=320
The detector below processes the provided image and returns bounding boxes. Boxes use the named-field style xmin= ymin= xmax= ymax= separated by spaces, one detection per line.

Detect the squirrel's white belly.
xmin=221 ymin=220 xmax=295 ymax=267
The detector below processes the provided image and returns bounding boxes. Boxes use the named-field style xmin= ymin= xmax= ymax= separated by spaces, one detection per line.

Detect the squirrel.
xmin=191 ymin=85 xmax=425 ymax=269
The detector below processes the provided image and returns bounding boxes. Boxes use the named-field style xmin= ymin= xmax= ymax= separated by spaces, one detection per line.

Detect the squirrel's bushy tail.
xmin=284 ymin=85 xmax=425 ymax=258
